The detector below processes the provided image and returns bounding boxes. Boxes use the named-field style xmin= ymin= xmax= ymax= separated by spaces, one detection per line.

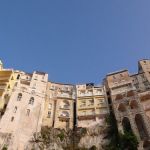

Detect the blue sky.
xmin=0 ymin=1 xmax=150 ymax=84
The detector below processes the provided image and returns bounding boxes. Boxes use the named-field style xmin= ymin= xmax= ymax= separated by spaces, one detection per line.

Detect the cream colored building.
xmin=42 ymin=82 xmax=75 ymax=129
xmin=0 ymin=71 xmax=48 ymax=149
xmin=76 ymin=83 xmax=109 ymax=128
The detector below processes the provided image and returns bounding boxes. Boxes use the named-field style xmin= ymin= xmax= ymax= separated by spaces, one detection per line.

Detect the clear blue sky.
xmin=0 ymin=1 xmax=150 ymax=84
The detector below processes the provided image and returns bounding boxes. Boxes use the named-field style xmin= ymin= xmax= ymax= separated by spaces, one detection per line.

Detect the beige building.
xmin=0 ymin=71 xmax=48 ymax=149
xmin=1 ymin=59 xmax=150 ymax=149
xmin=42 ymin=82 xmax=75 ymax=129
xmin=76 ymin=83 xmax=109 ymax=128
xmin=105 ymin=69 xmax=150 ymax=149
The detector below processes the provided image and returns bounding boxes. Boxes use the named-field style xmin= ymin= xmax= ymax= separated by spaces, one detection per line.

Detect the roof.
xmin=106 ymin=69 xmax=128 ymax=76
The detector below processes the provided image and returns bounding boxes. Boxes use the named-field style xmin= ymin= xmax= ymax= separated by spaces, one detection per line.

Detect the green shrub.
xmin=2 ymin=145 xmax=7 ymax=150
xmin=57 ymin=131 xmax=65 ymax=142
xmin=89 ymin=145 xmax=97 ymax=150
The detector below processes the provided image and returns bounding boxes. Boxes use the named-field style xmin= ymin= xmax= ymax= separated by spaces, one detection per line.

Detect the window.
xmin=120 ymin=74 xmax=123 ymax=77
xmin=47 ymin=111 xmax=51 ymax=118
xmin=48 ymin=103 xmax=52 ymax=109
xmin=17 ymin=74 xmax=20 ymax=80
xmin=113 ymin=76 xmax=116 ymax=79
xmin=17 ymin=93 xmax=22 ymax=101
xmin=26 ymin=109 xmax=30 ymax=116
xmin=11 ymin=116 xmax=14 ymax=122
xmin=14 ymin=106 xmax=17 ymax=113
xmin=29 ymin=97 xmax=34 ymax=105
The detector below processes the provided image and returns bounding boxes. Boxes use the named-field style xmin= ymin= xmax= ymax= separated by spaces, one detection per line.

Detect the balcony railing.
xmin=0 ymin=77 xmax=10 ymax=81
xmin=59 ymin=114 xmax=70 ymax=119
xmin=59 ymin=105 xmax=70 ymax=110
xmin=78 ymin=114 xmax=96 ymax=120
xmin=0 ymin=86 xmax=6 ymax=90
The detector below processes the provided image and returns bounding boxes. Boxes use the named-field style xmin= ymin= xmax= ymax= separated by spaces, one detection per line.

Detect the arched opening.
xmin=17 ymin=93 xmax=22 ymax=101
xmin=118 ymin=103 xmax=126 ymax=112
xmin=115 ymin=94 xmax=123 ymax=100
xmin=122 ymin=117 xmax=132 ymax=132
xmin=127 ymin=90 xmax=134 ymax=97
xmin=135 ymin=114 xmax=148 ymax=140
xmin=29 ymin=97 xmax=34 ymax=105
xmin=130 ymin=100 xmax=138 ymax=109
xmin=17 ymin=74 xmax=20 ymax=80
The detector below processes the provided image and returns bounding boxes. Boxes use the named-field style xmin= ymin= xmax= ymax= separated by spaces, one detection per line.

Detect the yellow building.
xmin=0 ymin=60 xmax=19 ymax=116
xmin=76 ymin=83 xmax=109 ymax=128
xmin=42 ymin=82 xmax=75 ymax=130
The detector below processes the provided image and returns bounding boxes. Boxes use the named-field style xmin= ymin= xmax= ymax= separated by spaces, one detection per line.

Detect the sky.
xmin=0 ymin=0 xmax=150 ymax=84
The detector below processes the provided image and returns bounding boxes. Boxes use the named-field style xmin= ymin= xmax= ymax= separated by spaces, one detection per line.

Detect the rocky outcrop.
xmin=26 ymin=123 xmax=109 ymax=150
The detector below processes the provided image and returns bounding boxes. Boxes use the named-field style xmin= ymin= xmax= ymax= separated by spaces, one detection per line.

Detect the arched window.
xmin=122 ymin=117 xmax=132 ymax=133
xmin=135 ymin=114 xmax=148 ymax=139
xmin=17 ymin=74 xmax=20 ymax=80
xmin=26 ymin=109 xmax=30 ymax=116
xmin=118 ymin=103 xmax=126 ymax=112
xmin=29 ymin=97 xmax=34 ymax=105
xmin=130 ymin=100 xmax=138 ymax=109
xmin=17 ymin=93 xmax=22 ymax=101
xmin=14 ymin=106 xmax=17 ymax=113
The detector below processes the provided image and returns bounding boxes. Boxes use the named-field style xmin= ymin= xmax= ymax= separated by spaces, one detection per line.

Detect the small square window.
xmin=27 ymin=109 xmax=30 ymax=116
xmin=11 ymin=117 xmax=14 ymax=122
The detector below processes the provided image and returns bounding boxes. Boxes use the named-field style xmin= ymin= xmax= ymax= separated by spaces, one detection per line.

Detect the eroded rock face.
xmin=78 ymin=124 xmax=109 ymax=150
xmin=0 ymin=132 xmax=12 ymax=149
xmin=25 ymin=124 xmax=109 ymax=150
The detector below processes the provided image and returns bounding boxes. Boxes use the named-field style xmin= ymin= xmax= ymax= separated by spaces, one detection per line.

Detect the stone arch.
xmin=127 ymin=90 xmax=135 ymax=97
xmin=135 ymin=114 xmax=148 ymax=139
xmin=130 ymin=100 xmax=138 ymax=109
xmin=115 ymin=94 xmax=123 ymax=100
xmin=122 ymin=117 xmax=132 ymax=132
xmin=118 ymin=103 xmax=126 ymax=112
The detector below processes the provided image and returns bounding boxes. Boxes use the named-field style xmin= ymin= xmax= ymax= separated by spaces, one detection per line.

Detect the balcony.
xmin=59 ymin=105 xmax=70 ymax=110
xmin=0 ymin=77 xmax=10 ymax=82
xmin=20 ymin=80 xmax=30 ymax=86
xmin=96 ymin=114 xmax=107 ymax=119
xmin=78 ymin=114 xmax=96 ymax=121
xmin=96 ymin=104 xmax=107 ymax=109
xmin=57 ymin=93 xmax=73 ymax=99
xmin=0 ymin=85 xmax=6 ymax=90
xmin=59 ymin=111 xmax=70 ymax=120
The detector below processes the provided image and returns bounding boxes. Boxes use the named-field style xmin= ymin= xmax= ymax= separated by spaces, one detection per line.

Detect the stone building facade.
xmin=0 ymin=59 xmax=150 ymax=149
